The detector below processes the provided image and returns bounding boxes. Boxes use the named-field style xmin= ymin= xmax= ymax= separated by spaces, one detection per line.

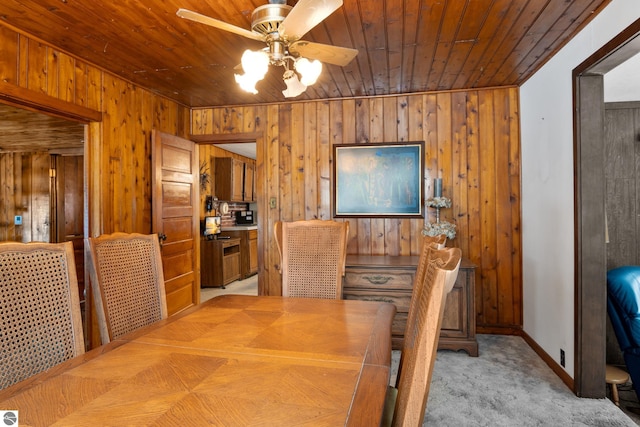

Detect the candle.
xmin=434 ymin=178 xmax=442 ymax=198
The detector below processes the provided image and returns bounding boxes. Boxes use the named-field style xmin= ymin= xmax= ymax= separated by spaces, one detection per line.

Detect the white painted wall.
xmin=520 ymin=0 xmax=640 ymax=378
xmin=605 ymin=52 xmax=640 ymax=102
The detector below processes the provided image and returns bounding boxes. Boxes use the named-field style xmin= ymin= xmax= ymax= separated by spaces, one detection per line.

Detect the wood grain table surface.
xmin=0 ymin=295 xmax=396 ymax=426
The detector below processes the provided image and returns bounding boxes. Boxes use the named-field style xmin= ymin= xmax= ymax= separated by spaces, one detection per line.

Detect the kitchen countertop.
xmin=221 ymin=225 xmax=257 ymax=231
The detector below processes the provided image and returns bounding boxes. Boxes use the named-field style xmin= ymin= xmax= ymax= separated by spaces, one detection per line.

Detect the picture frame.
xmin=333 ymin=142 xmax=424 ymax=218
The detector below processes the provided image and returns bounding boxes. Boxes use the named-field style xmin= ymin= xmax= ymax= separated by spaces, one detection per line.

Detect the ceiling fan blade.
xmin=176 ymin=8 xmax=264 ymax=42
xmin=289 ymin=41 xmax=358 ymax=67
xmin=279 ymin=0 xmax=343 ymax=39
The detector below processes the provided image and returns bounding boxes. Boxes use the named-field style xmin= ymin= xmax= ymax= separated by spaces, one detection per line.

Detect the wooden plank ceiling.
xmin=0 ymin=0 xmax=611 ymax=108
xmin=0 ymin=104 xmax=84 ymax=153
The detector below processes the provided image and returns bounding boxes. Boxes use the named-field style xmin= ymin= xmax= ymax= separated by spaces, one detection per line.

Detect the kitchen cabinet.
xmin=214 ymin=157 xmax=256 ymax=202
xmin=343 ymin=255 xmax=478 ymax=356
xmin=244 ymin=162 xmax=255 ymax=202
xmin=201 ymin=237 xmax=241 ymax=288
xmin=248 ymin=229 xmax=258 ymax=274
xmin=214 ymin=157 xmax=244 ymax=202
xmin=221 ymin=227 xmax=257 ymax=279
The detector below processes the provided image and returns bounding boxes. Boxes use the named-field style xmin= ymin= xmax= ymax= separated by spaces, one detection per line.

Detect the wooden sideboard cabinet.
xmin=343 ymin=255 xmax=478 ymax=356
xmin=201 ymin=237 xmax=241 ymax=288
xmin=220 ymin=228 xmax=257 ymax=279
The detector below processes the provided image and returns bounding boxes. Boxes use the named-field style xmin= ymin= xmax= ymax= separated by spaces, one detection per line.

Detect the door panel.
xmin=152 ymin=130 xmax=199 ymax=315
xmin=54 ymin=155 xmax=85 ymax=304
xmin=163 ymin=250 xmax=194 ymax=284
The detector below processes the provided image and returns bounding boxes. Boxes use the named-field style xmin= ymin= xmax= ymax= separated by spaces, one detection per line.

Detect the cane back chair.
xmin=0 ymin=241 xmax=84 ymax=389
xmin=382 ymin=245 xmax=462 ymax=426
xmin=86 ymin=232 xmax=167 ymax=344
xmin=275 ymin=219 xmax=349 ymax=299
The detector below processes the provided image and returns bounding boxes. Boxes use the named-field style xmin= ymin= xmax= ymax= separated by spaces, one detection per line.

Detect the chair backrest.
xmin=0 ymin=241 xmax=84 ymax=389
xmin=392 ymin=246 xmax=461 ymax=426
xmin=275 ymin=219 xmax=349 ymax=299
xmin=423 ymin=233 xmax=447 ymax=250
xmin=86 ymin=232 xmax=168 ymax=344
xmin=402 ymin=234 xmax=451 ymax=360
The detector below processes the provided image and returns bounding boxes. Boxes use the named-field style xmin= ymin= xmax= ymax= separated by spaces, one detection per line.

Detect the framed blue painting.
xmin=333 ymin=142 xmax=424 ymax=218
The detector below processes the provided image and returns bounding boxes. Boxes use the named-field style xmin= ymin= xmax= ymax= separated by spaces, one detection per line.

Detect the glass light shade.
xmin=295 ymin=58 xmax=322 ymax=86
xmin=235 ymin=49 xmax=270 ymax=93
xmin=235 ymin=73 xmax=261 ymax=94
xmin=241 ymin=50 xmax=270 ymax=76
xmin=282 ymin=70 xmax=307 ymax=98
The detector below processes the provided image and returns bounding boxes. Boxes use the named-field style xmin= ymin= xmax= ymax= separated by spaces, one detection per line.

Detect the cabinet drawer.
xmin=344 ymin=268 xmax=415 ymax=290
xmin=343 ymin=290 xmax=412 ymax=313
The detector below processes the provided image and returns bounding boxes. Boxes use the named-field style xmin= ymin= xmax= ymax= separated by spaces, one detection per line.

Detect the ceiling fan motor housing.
xmin=251 ymin=4 xmax=291 ymax=37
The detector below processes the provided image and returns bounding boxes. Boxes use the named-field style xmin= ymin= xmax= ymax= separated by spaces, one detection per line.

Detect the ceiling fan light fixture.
xmin=295 ymin=57 xmax=322 ymax=86
xmin=235 ymin=73 xmax=261 ymax=94
xmin=282 ymin=69 xmax=307 ymax=98
xmin=235 ymin=49 xmax=270 ymax=93
xmin=241 ymin=49 xmax=270 ymax=76
xmin=178 ymin=0 xmax=357 ymax=99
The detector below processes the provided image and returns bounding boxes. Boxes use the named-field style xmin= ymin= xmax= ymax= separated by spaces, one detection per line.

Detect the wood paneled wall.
xmin=605 ymin=101 xmax=640 ymax=269
xmin=0 ymin=25 xmax=101 ymax=111
xmin=0 ymin=152 xmax=50 ymax=242
xmin=603 ymin=101 xmax=640 ymax=367
xmin=0 ymin=20 xmax=522 ymax=333
xmin=0 ymin=22 xmax=189 ymax=348
xmin=96 ymin=74 xmax=189 ymax=234
xmin=192 ymin=88 xmax=522 ymax=333
xmin=0 ymin=24 xmax=189 ymax=237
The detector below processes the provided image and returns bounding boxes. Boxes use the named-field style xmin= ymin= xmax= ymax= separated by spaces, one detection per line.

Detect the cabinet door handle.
xmin=363 ymin=275 xmax=392 ymax=285
xmin=158 ymin=233 xmax=167 ymax=243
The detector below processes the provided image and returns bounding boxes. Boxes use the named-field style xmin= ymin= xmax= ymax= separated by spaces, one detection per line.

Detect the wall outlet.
xmin=560 ymin=349 xmax=565 ymax=367
xmin=14 ymin=215 xmax=22 ymax=225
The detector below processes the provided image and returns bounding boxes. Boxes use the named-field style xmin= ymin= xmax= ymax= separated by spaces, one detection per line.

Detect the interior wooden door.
xmin=152 ymin=130 xmax=200 ymax=315
xmin=52 ymin=154 xmax=85 ymax=304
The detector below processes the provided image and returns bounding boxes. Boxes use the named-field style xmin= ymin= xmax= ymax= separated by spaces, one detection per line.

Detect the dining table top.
xmin=0 ymin=294 xmax=396 ymax=426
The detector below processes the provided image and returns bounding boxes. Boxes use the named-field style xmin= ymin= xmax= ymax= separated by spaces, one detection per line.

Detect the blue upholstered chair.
xmin=607 ymin=266 xmax=640 ymax=401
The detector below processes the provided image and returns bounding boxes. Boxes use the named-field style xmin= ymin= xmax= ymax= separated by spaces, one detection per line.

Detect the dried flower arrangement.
xmin=423 ymin=195 xmax=456 ymax=239
xmin=423 ymin=220 xmax=457 ymax=240
xmin=199 ymin=161 xmax=210 ymax=191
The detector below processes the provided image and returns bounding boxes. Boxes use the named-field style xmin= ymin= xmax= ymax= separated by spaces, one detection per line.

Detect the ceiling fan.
xmin=177 ymin=0 xmax=358 ymax=97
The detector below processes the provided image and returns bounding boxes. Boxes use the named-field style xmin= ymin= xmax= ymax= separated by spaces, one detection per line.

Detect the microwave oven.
xmin=235 ymin=210 xmax=254 ymax=225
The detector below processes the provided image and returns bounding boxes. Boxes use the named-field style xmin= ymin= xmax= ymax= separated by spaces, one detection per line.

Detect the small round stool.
xmin=606 ymin=365 xmax=630 ymax=406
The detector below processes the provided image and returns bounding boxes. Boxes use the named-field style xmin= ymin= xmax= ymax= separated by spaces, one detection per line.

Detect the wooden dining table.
xmin=0 ymin=294 xmax=396 ymax=426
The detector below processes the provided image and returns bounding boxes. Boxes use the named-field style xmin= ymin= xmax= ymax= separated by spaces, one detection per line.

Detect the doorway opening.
xmin=573 ymin=18 xmax=640 ymax=398
xmin=0 ymin=101 xmax=91 ymax=342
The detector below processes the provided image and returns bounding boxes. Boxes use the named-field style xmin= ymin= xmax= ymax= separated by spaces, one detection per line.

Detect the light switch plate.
xmin=14 ymin=215 xmax=22 ymax=225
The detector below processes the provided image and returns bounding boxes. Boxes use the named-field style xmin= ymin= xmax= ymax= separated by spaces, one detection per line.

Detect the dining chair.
xmin=274 ymin=219 xmax=349 ymax=299
xmin=0 ymin=241 xmax=85 ymax=389
xmin=404 ymin=234 xmax=450 ymax=348
xmin=86 ymin=232 xmax=168 ymax=344
xmin=423 ymin=233 xmax=447 ymax=249
xmin=382 ymin=245 xmax=462 ymax=427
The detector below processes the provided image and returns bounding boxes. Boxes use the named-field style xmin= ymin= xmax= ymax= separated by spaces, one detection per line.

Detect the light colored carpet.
xmin=396 ymin=334 xmax=638 ymax=426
